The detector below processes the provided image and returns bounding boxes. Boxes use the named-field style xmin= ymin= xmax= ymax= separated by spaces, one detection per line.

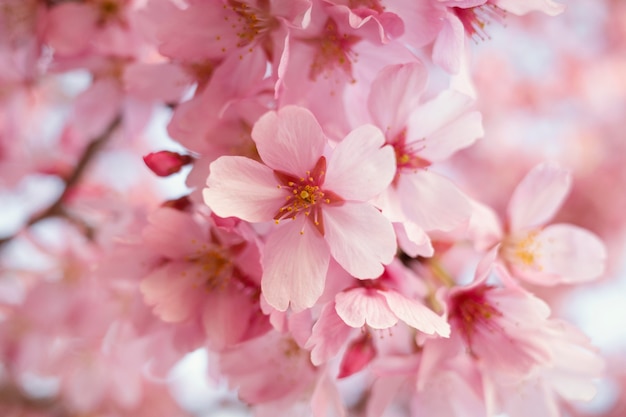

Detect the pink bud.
xmin=143 ymin=151 xmax=193 ymax=177
xmin=338 ymin=333 xmax=377 ymax=379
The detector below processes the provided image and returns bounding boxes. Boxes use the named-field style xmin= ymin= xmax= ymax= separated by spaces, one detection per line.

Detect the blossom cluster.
xmin=0 ymin=0 xmax=621 ymax=416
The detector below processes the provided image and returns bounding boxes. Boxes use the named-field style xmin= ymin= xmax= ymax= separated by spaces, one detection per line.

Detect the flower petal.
xmin=367 ymin=62 xmax=428 ymax=138
xmin=507 ymin=162 xmax=571 ymax=232
xmin=261 ymin=219 xmax=330 ymax=312
xmin=324 ymin=202 xmax=396 ymax=279
xmin=324 ymin=125 xmax=396 ymax=201
xmin=406 ymin=90 xmax=479 ymax=160
xmin=521 ymin=224 xmax=606 ymax=285
xmin=335 ymin=288 xmax=398 ymax=329
xmin=380 ymin=290 xmax=450 ymax=336
xmin=398 ymin=170 xmax=471 ymax=232
xmin=432 ymin=12 xmax=465 ymax=74
xmin=203 ymin=156 xmax=284 ymax=222
xmin=495 ymin=0 xmax=565 ymax=16
xmin=306 ymin=302 xmax=353 ymax=366
xmin=252 ymin=106 xmax=326 ymax=174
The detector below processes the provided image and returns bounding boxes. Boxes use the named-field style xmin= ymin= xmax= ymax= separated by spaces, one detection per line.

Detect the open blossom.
xmin=470 ymin=162 xmax=607 ymax=285
xmin=139 ymin=207 xmax=269 ymax=350
xmin=365 ymin=62 xmax=482 ymax=255
xmin=204 ymin=105 xmax=397 ymax=311
xmin=334 ymin=260 xmax=450 ymax=337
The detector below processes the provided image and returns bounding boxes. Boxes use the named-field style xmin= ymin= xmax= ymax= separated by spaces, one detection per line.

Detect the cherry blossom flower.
xmin=204 ymin=105 xmax=397 ymax=311
xmin=470 ymin=162 xmax=607 ymax=285
xmin=364 ymin=61 xmax=482 ymax=255
xmin=139 ymin=207 xmax=269 ymax=350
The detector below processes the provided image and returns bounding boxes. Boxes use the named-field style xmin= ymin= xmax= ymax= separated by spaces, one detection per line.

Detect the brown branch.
xmin=0 ymin=115 xmax=122 ymax=250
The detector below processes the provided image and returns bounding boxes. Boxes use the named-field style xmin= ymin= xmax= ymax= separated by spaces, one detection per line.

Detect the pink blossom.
xmin=334 ymin=261 xmax=450 ymax=337
xmin=366 ymin=62 xmax=482 ymax=254
xmin=204 ymin=105 xmax=397 ymax=311
xmin=470 ymin=162 xmax=608 ymax=285
xmin=139 ymin=207 xmax=269 ymax=350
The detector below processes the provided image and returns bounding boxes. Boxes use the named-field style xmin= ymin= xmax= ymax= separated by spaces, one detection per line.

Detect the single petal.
xmin=306 ymin=302 xmax=353 ymax=366
xmin=324 ymin=125 xmax=396 ymax=201
xmin=140 ymin=264 xmax=198 ymax=322
xmin=418 ymin=109 xmax=483 ymax=162
xmin=495 ymin=0 xmax=565 ymax=16
xmin=507 ymin=162 xmax=571 ymax=231
xmin=324 ymin=202 xmax=396 ymax=279
xmin=252 ymin=106 xmax=326 ymax=174
xmin=432 ymin=12 xmax=465 ymax=74
xmin=261 ymin=219 xmax=330 ymax=312
xmin=406 ymin=89 xmax=478 ymax=156
xmin=367 ymin=62 xmax=428 ymax=138
xmin=467 ymin=199 xmax=504 ymax=252
xmin=142 ymin=208 xmax=207 ymax=259
xmin=522 ymin=224 xmax=606 ymax=285
xmin=203 ymin=156 xmax=284 ymax=222
xmin=398 ymin=170 xmax=471 ymax=232
xmin=335 ymin=288 xmax=398 ymax=329
xmin=395 ymin=222 xmax=434 ymax=258
xmin=201 ymin=286 xmax=252 ymax=350
xmin=380 ymin=290 xmax=450 ymax=336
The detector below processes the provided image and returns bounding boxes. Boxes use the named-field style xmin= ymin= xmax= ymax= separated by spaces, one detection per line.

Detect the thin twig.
xmin=0 ymin=115 xmax=122 ymax=250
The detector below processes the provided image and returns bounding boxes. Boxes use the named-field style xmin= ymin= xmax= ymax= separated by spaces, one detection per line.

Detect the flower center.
xmin=88 ymin=0 xmax=125 ymax=26
xmin=227 ymin=0 xmax=278 ymax=57
xmin=389 ymin=130 xmax=431 ymax=171
xmin=452 ymin=3 xmax=506 ymax=41
xmin=273 ymin=156 xmax=343 ymax=235
xmin=387 ymin=130 xmax=430 ymax=185
xmin=449 ymin=286 xmax=502 ymax=348
xmin=502 ymin=230 xmax=543 ymax=271
xmin=184 ymin=238 xmax=240 ymax=291
xmin=307 ymin=18 xmax=361 ymax=82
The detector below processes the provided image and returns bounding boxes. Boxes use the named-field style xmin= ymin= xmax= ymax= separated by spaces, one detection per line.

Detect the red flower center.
xmin=273 ymin=156 xmax=343 ymax=235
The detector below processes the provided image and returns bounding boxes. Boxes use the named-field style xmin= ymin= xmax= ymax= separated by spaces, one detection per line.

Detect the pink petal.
xmin=142 ymin=208 xmax=207 ymax=259
xmin=367 ymin=62 xmax=428 ymax=138
xmin=432 ymin=12 xmax=465 ymax=74
xmin=201 ymin=286 xmax=253 ymax=350
xmin=406 ymin=90 xmax=480 ymax=160
xmin=140 ymin=264 xmax=197 ymax=322
xmin=418 ymin=108 xmax=482 ymax=162
xmin=395 ymin=222 xmax=434 ymax=258
xmin=526 ymin=224 xmax=606 ymax=285
xmin=338 ymin=333 xmax=377 ymax=378
xmin=380 ymin=290 xmax=450 ymax=336
xmin=261 ymin=219 xmax=330 ymax=311
xmin=335 ymin=288 xmax=398 ymax=329
xmin=43 ymin=3 xmax=97 ymax=55
xmin=124 ymin=62 xmax=191 ymax=103
xmin=507 ymin=162 xmax=571 ymax=232
xmin=203 ymin=156 xmax=284 ymax=222
xmin=325 ymin=125 xmax=396 ymax=201
xmin=398 ymin=170 xmax=471 ymax=232
xmin=467 ymin=199 xmax=504 ymax=252
xmin=495 ymin=0 xmax=565 ymax=16
xmin=306 ymin=302 xmax=353 ymax=366
xmin=324 ymin=202 xmax=396 ymax=279
xmin=252 ymin=106 xmax=326 ymax=174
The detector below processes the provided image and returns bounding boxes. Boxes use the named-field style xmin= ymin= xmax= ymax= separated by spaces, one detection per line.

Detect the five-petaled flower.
xmin=204 ymin=105 xmax=397 ymax=311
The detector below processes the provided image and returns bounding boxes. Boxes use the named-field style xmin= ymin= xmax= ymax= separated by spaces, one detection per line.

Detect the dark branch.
xmin=0 ymin=115 xmax=122 ymax=250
